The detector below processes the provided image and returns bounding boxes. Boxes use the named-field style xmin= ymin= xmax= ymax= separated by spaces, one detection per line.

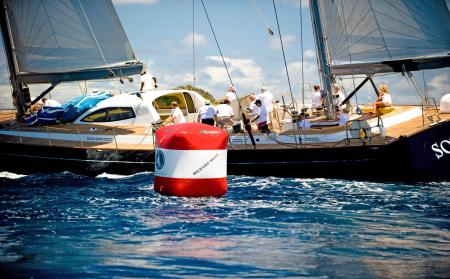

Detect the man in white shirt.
xmin=225 ymin=85 xmax=237 ymax=101
xmin=197 ymin=100 xmax=217 ymax=126
xmin=42 ymin=97 xmax=62 ymax=107
xmin=140 ymin=68 xmax=157 ymax=91
xmin=216 ymin=99 xmax=234 ymax=128
xmin=257 ymin=86 xmax=274 ymax=127
xmin=251 ymin=99 xmax=268 ymax=131
xmin=164 ymin=101 xmax=186 ymax=125
xmin=311 ymin=85 xmax=322 ymax=109
xmin=258 ymin=86 xmax=274 ymax=111
xmin=247 ymin=95 xmax=258 ymax=121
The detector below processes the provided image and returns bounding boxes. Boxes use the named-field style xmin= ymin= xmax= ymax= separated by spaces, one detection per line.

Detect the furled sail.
xmin=3 ymin=0 xmax=142 ymax=83
xmin=316 ymin=0 xmax=450 ymax=75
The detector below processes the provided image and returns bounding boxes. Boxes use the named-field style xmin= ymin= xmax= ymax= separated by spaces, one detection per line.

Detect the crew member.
xmin=164 ymin=101 xmax=186 ymax=125
xmin=197 ymin=100 xmax=217 ymax=126
xmin=140 ymin=65 xmax=158 ymax=91
xmin=216 ymin=99 xmax=234 ymax=128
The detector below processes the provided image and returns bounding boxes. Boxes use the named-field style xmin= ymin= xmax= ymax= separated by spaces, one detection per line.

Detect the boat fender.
xmin=154 ymin=123 xmax=228 ymax=197
xmin=440 ymin=94 xmax=450 ymax=113
xmin=379 ymin=123 xmax=386 ymax=137
xmin=359 ymin=128 xmax=366 ymax=139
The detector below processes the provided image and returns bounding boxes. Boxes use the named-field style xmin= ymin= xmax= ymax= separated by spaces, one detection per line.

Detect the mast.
xmin=0 ymin=0 xmax=30 ymax=118
xmin=309 ymin=0 xmax=333 ymax=118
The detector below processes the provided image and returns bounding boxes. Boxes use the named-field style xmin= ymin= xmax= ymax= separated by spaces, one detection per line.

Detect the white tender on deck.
xmin=74 ymin=90 xmax=206 ymax=126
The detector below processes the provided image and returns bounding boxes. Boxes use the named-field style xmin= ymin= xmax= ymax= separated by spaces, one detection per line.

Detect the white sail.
xmin=317 ymin=0 xmax=450 ymax=74
xmin=3 ymin=0 xmax=141 ymax=83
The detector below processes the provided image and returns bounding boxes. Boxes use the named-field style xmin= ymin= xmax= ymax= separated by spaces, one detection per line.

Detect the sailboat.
xmin=0 ymin=0 xmax=449 ymax=181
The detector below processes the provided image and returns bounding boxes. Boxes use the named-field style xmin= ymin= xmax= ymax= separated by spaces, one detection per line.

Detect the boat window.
xmin=183 ymin=92 xmax=196 ymax=113
xmin=152 ymin=94 xmax=186 ymax=109
xmin=81 ymin=107 xmax=135 ymax=122
xmin=106 ymin=107 xmax=135 ymax=122
xmin=81 ymin=108 xmax=107 ymax=122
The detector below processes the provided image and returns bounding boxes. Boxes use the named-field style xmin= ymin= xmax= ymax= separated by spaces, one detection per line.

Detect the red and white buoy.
xmin=154 ymin=123 xmax=228 ymax=197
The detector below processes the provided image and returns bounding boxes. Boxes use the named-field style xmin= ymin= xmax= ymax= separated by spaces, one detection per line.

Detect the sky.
xmin=0 ymin=0 xmax=449 ymax=108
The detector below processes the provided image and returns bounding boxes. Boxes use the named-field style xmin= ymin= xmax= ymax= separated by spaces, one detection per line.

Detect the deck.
xmin=0 ymin=106 xmax=449 ymax=151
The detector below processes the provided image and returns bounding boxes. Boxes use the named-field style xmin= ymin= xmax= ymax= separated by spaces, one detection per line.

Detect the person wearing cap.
xmin=197 ymin=99 xmax=217 ymax=126
xmin=140 ymin=64 xmax=157 ymax=91
xmin=257 ymin=86 xmax=274 ymax=128
xmin=225 ymin=85 xmax=237 ymax=101
xmin=164 ymin=101 xmax=186 ymax=125
xmin=216 ymin=99 xmax=235 ymax=128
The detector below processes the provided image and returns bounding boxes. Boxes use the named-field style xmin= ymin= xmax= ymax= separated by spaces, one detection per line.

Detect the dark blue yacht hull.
xmin=0 ymin=120 xmax=448 ymax=181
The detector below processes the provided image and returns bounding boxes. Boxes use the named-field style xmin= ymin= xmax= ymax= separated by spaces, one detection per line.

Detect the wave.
xmin=0 ymin=171 xmax=27 ymax=179
xmin=96 ymin=172 xmax=153 ymax=180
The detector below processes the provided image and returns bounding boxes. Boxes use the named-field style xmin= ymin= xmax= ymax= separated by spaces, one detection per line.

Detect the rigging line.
xmin=299 ymin=0 xmax=305 ymax=108
xmin=272 ymin=0 xmax=294 ymax=108
xmin=422 ymin=71 xmax=429 ymax=103
xmin=191 ymin=0 xmax=198 ymax=117
xmin=79 ymin=1 xmax=108 ymax=69
xmin=200 ymin=0 xmax=254 ymax=148
xmin=272 ymin=0 xmax=298 ymax=147
xmin=249 ymin=0 xmax=274 ymax=36
xmin=192 ymin=0 xmax=196 ymax=87
xmin=199 ymin=0 xmax=239 ymax=105
xmin=79 ymin=1 xmax=124 ymax=87
xmin=410 ymin=74 xmax=426 ymax=101
xmin=403 ymin=74 xmax=422 ymax=105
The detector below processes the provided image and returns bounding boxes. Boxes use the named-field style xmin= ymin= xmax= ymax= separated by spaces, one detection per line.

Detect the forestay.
xmin=3 ymin=0 xmax=142 ymax=83
xmin=316 ymin=0 xmax=450 ymax=75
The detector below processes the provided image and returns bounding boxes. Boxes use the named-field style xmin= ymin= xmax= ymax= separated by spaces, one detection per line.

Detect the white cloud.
xmin=112 ymin=0 xmax=158 ymax=5
xmin=203 ymin=56 xmax=263 ymax=92
xmin=203 ymin=66 xmax=229 ymax=86
xmin=269 ymin=34 xmax=296 ymax=50
xmin=157 ymin=72 xmax=198 ymax=89
xmin=286 ymin=61 xmax=318 ymax=83
xmin=287 ymin=62 xmax=312 ymax=76
xmin=428 ymin=73 xmax=450 ymax=101
xmin=182 ymin=32 xmax=207 ymax=47
xmin=304 ymin=49 xmax=315 ymax=59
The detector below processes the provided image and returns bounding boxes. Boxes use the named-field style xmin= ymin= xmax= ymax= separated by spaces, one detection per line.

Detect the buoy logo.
xmin=155 ymin=149 xmax=165 ymax=170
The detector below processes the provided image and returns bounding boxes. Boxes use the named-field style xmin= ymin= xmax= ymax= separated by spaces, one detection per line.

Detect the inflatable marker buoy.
xmin=154 ymin=123 xmax=228 ymax=197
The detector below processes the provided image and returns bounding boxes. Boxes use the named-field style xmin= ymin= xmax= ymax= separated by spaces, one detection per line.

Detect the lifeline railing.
xmin=421 ymin=97 xmax=441 ymax=126
xmin=344 ymin=115 xmax=385 ymax=145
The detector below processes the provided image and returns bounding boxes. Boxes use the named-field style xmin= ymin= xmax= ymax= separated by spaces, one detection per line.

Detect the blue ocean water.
xmin=0 ymin=171 xmax=449 ymax=278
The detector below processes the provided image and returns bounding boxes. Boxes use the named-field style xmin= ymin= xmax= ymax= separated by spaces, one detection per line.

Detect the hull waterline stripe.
xmin=0 ymin=152 xmax=375 ymax=165
xmin=0 ymin=152 xmax=153 ymax=165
